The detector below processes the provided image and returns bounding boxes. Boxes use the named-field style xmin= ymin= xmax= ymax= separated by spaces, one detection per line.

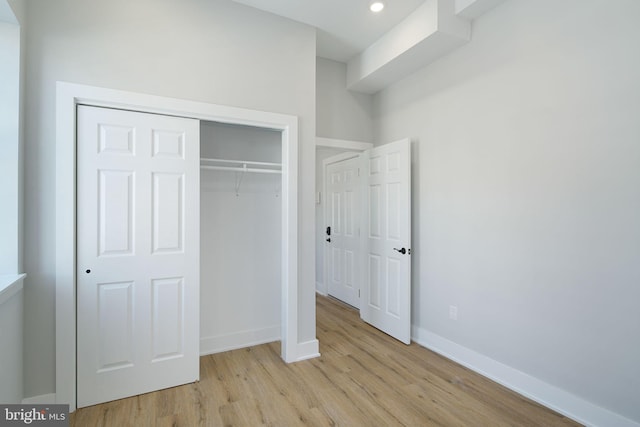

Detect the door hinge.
xmin=358 ymin=289 xmax=360 ymax=298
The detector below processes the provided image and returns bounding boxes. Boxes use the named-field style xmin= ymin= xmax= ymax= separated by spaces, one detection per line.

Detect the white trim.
xmin=316 ymin=137 xmax=373 ymax=151
xmin=412 ymin=326 xmax=640 ymax=427
xmin=296 ymin=339 xmax=320 ymax=361
xmin=322 ymin=151 xmax=362 ymax=167
xmin=316 ymin=137 xmax=371 ymax=309
xmin=22 ymin=394 xmax=57 ymax=405
xmin=56 ymin=81 xmax=299 ymax=412
xmin=200 ymin=326 xmax=280 ymax=356
xmin=0 ymin=273 xmax=25 ymax=305
xmin=322 ymin=151 xmax=365 ymax=310
xmin=281 ymin=121 xmax=299 ymax=364
xmin=315 ymin=282 xmax=327 ymax=296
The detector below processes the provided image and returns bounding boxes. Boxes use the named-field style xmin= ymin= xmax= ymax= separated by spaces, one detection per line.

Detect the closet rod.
xmin=200 ymin=165 xmax=282 ymax=174
xmin=200 ymin=157 xmax=282 ymax=167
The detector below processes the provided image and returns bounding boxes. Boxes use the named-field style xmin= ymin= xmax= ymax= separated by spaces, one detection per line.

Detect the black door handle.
xmin=326 ymin=237 xmax=331 ymax=242
xmin=393 ymin=247 xmax=407 ymax=255
xmin=326 ymin=226 xmax=331 ymax=236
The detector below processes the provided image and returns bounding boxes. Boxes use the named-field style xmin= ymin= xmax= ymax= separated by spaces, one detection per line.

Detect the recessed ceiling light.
xmin=370 ymin=1 xmax=385 ymax=13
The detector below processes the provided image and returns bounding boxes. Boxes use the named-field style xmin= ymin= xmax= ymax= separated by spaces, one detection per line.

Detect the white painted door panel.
xmin=325 ymin=156 xmax=360 ymax=308
xmin=361 ymin=139 xmax=411 ymax=344
xmin=77 ymin=105 xmax=200 ymax=407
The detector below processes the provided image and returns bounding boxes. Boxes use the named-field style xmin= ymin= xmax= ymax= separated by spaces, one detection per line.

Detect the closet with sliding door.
xmin=199 ymin=121 xmax=282 ymax=355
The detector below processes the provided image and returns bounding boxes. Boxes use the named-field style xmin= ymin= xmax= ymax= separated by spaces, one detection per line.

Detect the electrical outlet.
xmin=449 ymin=305 xmax=458 ymax=320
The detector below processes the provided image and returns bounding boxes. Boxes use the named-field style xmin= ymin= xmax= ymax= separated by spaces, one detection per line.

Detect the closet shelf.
xmin=200 ymin=157 xmax=282 ymax=174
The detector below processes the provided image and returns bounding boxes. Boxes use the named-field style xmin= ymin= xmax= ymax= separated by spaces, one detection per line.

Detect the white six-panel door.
xmin=76 ymin=105 xmax=200 ymax=407
xmin=360 ymin=139 xmax=411 ymax=344
xmin=325 ymin=156 xmax=361 ymax=308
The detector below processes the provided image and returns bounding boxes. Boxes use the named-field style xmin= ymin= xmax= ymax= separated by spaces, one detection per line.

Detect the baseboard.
xmin=22 ymin=393 xmax=57 ymax=405
xmin=296 ymin=339 xmax=320 ymax=362
xmin=316 ymin=282 xmax=327 ymax=296
xmin=200 ymin=326 xmax=280 ymax=356
xmin=411 ymin=326 xmax=639 ymax=427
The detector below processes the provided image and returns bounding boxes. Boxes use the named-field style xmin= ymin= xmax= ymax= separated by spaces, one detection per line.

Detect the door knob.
xmin=393 ymin=247 xmax=406 ymax=255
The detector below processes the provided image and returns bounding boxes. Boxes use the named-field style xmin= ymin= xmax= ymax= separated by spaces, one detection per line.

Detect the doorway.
xmin=199 ymin=122 xmax=283 ymax=355
xmin=56 ymin=82 xmax=303 ymax=411
xmin=315 ymin=138 xmax=372 ymax=299
xmin=316 ymin=137 xmax=412 ymax=344
xmin=324 ymin=152 xmax=362 ymax=308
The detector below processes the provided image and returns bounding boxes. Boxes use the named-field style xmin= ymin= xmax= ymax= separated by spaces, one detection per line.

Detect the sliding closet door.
xmin=76 ymin=105 xmax=200 ymax=407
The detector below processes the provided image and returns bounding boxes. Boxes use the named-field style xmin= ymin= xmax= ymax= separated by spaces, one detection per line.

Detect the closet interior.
xmin=200 ymin=121 xmax=282 ymax=355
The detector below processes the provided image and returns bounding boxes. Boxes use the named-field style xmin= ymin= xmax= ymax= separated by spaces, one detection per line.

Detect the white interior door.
xmin=77 ymin=105 xmax=200 ymax=407
xmin=360 ymin=139 xmax=411 ymax=344
xmin=325 ymin=155 xmax=361 ymax=308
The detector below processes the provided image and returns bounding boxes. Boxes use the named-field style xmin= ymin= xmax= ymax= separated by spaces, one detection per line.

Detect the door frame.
xmin=316 ymin=138 xmax=372 ymax=297
xmin=318 ymin=138 xmax=413 ymax=344
xmin=56 ymin=82 xmax=300 ymax=411
xmin=322 ymin=151 xmax=362 ymax=306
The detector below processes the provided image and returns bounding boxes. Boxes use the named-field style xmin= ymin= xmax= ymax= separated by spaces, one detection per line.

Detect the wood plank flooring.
xmin=71 ymin=295 xmax=581 ymax=426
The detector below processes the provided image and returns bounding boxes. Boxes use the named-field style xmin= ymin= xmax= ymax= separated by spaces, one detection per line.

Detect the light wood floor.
xmin=71 ymin=295 xmax=581 ymax=426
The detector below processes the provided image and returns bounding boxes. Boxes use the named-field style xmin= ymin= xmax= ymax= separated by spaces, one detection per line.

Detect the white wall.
xmin=0 ymin=0 xmax=15 ymax=22
xmin=316 ymin=58 xmax=373 ymax=142
xmin=315 ymin=58 xmax=374 ymax=291
xmin=0 ymin=280 xmax=23 ymax=403
xmin=23 ymin=0 xmax=316 ymax=398
xmin=6 ymin=0 xmax=24 ymax=23
xmin=374 ymin=0 xmax=640 ymax=423
xmin=0 ymin=18 xmax=20 ymax=274
xmin=0 ymin=0 xmax=25 ymax=405
xmin=200 ymin=122 xmax=282 ymax=353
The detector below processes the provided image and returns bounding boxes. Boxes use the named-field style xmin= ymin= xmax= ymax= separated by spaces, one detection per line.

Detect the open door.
xmin=360 ymin=139 xmax=411 ymax=344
